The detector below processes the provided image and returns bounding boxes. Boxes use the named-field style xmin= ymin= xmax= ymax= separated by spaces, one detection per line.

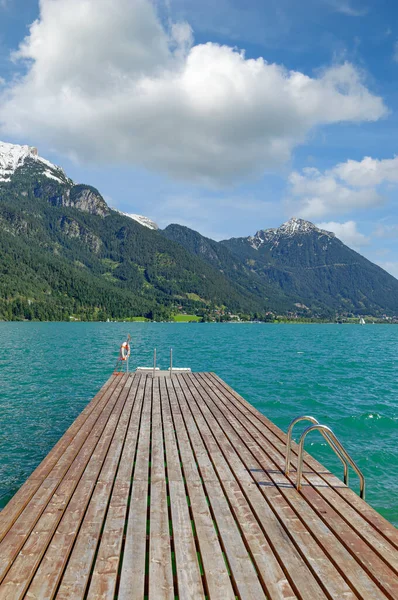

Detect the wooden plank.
xmin=209 ymin=373 xmax=331 ymax=477
xmin=210 ymin=373 xmax=341 ymax=483
xmin=300 ymin=486 xmax=398 ymax=599
xmin=0 ymin=374 xmax=118 ymax=542
xmin=175 ymin=376 xmax=288 ymax=600
xmin=84 ymin=375 xmax=146 ymax=600
xmin=302 ymin=471 xmax=398 ymax=574
xmin=265 ymin=475 xmax=390 ymax=600
xmin=118 ymin=376 xmax=152 ymax=600
xmin=0 ymin=371 xmax=396 ymax=600
xmin=210 ymin=373 xmax=398 ymax=550
xmin=0 ymin=373 xmax=127 ymax=588
xmin=206 ymin=373 xmax=398 ymax=564
xmin=198 ymin=374 xmax=387 ymax=599
xmin=198 ymin=373 xmax=391 ymax=600
xmin=53 ymin=480 xmax=112 ymax=600
xmin=166 ymin=378 xmax=236 ymax=600
xmin=183 ymin=373 xmax=339 ymax=600
xmin=208 ymin=371 xmax=398 ymax=555
xmin=148 ymin=377 xmax=174 ymax=600
xmin=0 ymin=374 xmax=132 ymax=600
xmin=117 ymin=481 xmax=148 ymax=600
xmin=160 ymin=377 xmax=205 ymax=600
xmin=330 ymin=484 xmax=398 ymax=550
xmin=25 ymin=374 xmax=141 ymax=600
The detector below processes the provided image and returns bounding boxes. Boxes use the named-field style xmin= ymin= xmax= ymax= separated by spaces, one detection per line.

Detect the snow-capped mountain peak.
xmin=248 ymin=217 xmax=335 ymax=249
xmin=0 ymin=141 xmax=70 ymax=184
xmin=112 ymin=208 xmax=158 ymax=230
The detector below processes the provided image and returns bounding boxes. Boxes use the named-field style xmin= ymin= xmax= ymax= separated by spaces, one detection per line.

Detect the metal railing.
xmin=285 ymin=416 xmax=366 ymax=499
xmin=285 ymin=416 xmax=349 ymax=484
xmin=136 ymin=348 xmax=191 ymax=375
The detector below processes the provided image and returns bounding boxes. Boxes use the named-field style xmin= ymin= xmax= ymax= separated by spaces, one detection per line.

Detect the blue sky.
xmin=1 ymin=0 xmax=398 ymax=275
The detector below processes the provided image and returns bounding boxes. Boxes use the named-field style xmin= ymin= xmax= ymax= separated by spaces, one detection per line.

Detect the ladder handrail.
xmin=285 ymin=416 xmax=349 ymax=485
xmin=296 ymin=424 xmax=366 ymax=499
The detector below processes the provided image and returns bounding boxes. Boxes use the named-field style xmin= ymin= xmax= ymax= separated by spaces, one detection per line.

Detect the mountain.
xmin=0 ymin=141 xmax=71 ymax=185
xmin=0 ymin=142 xmax=270 ymax=321
xmin=221 ymin=218 xmax=398 ymax=317
xmin=112 ymin=208 xmax=158 ymax=230
xmin=162 ymin=224 xmax=294 ymax=311
xmin=1 ymin=140 xmax=397 ymax=321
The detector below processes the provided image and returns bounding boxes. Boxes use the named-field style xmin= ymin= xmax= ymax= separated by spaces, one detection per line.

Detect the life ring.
xmin=120 ymin=341 xmax=131 ymax=361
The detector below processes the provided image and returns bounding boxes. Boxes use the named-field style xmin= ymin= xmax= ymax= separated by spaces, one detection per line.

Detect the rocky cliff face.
xmin=59 ymin=216 xmax=102 ymax=252
xmin=0 ymin=140 xmax=163 ymax=223
xmin=50 ymin=185 xmax=109 ymax=217
xmin=0 ymin=141 xmax=110 ymax=218
xmin=247 ymin=217 xmax=335 ymax=250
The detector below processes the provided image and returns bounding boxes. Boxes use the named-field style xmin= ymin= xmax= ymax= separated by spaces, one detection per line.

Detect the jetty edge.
xmin=0 ymin=369 xmax=397 ymax=599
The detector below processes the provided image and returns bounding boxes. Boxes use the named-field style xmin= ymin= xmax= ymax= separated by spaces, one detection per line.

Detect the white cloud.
xmin=334 ymin=155 xmax=398 ymax=187
xmin=0 ymin=0 xmax=386 ymax=186
xmin=323 ymin=0 xmax=368 ymax=16
xmin=287 ymin=166 xmax=382 ymax=219
xmin=287 ymin=153 xmax=398 ymax=219
xmin=316 ymin=220 xmax=370 ymax=248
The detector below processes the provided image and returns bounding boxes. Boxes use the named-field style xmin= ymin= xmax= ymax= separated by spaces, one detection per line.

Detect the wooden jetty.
xmin=0 ymin=371 xmax=397 ymax=599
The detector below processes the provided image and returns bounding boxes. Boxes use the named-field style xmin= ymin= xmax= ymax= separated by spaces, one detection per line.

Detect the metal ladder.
xmin=285 ymin=416 xmax=366 ymax=499
xmin=152 ymin=348 xmax=176 ymax=376
xmin=136 ymin=348 xmax=191 ymax=376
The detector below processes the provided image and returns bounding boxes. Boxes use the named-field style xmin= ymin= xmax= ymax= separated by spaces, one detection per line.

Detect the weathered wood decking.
xmin=0 ymin=372 xmax=397 ymax=599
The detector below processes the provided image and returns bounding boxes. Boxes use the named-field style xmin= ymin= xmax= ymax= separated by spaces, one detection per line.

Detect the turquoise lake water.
xmin=0 ymin=322 xmax=397 ymax=526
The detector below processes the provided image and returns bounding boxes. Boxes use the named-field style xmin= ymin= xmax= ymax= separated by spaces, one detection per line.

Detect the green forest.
xmin=0 ymin=161 xmax=274 ymax=321
xmin=1 ymin=157 xmax=398 ymax=322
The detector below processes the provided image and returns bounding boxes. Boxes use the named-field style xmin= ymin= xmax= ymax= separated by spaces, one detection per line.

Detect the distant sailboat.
xmin=359 ymin=317 xmax=365 ymax=325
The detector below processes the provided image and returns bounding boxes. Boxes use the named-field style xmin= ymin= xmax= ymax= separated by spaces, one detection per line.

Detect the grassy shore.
xmin=172 ymin=314 xmax=202 ymax=322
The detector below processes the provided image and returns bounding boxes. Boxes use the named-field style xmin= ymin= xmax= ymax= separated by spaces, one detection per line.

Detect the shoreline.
xmin=0 ymin=320 xmax=396 ymax=325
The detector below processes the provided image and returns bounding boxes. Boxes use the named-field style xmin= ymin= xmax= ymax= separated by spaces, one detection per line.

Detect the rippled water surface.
xmin=0 ymin=322 xmax=397 ymax=525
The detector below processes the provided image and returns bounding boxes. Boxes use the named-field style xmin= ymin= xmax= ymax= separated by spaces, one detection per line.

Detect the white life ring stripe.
xmin=120 ymin=342 xmax=131 ymax=360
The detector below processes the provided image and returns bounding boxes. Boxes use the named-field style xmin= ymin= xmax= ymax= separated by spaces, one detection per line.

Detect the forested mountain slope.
xmin=0 ymin=142 xmax=270 ymax=320
xmin=1 ymin=141 xmax=397 ymax=321
xmin=221 ymin=218 xmax=398 ymax=316
xmin=162 ymin=224 xmax=295 ymax=312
